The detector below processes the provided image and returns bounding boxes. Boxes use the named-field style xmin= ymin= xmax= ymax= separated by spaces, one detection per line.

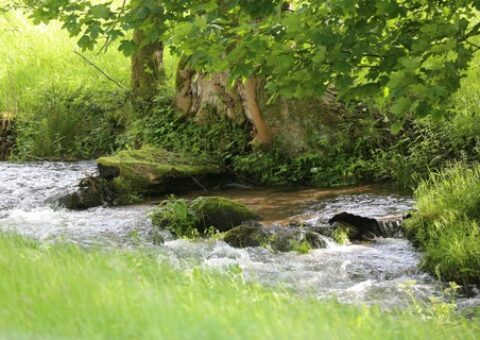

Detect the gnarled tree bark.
xmin=174 ymin=60 xmax=346 ymax=151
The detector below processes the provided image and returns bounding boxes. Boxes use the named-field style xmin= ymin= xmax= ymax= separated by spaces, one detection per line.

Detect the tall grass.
xmin=404 ymin=163 xmax=480 ymax=284
xmin=0 ymin=233 xmax=478 ymax=339
xmin=0 ymin=10 xmax=130 ymax=115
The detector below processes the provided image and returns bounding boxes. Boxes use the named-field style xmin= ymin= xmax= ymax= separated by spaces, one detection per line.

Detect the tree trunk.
xmin=238 ymin=77 xmax=272 ymax=146
xmin=131 ymin=29 xmax=166 ymax=98
xmin=174 ymin=60 xmax=346 ymax=151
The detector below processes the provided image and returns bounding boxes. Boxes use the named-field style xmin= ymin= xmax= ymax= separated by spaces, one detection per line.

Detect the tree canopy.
xmin=22 ymin=0 xmax=480 ymax=129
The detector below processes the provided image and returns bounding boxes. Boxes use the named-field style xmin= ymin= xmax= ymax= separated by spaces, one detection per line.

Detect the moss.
xmin=151 ymin=196 xmax=257 ymax=237
xmin=189 ymin=196 xmax=259 ymax=232
xmin=97 ymin=146 xmax=222 ymax=187
xmin=292 ymin=240 xmax=312 ymax=254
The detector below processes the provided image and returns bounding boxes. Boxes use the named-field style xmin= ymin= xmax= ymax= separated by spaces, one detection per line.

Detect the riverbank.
xmin=0 ymin=233 xmax=478 ymax=339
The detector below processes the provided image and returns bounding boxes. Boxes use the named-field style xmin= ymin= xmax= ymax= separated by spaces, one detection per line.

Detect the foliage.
xmin=22 ymin=0 xmax=480 ymax=126
xmin=121 ymin=96 xmax=250 ymax=164
xmin=403 ymin=163 xmax=480 ymax=284
xmin=291 ymin=239 xmax=312 ymax=255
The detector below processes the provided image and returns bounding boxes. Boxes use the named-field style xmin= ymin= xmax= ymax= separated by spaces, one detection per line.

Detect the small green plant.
xmin=292 ymin=239 xmax=312 ymax=254
xmin=332 ymin=229 xmax=349 ymax=245
xmin=151 ymin=196 xmax=199 ymax=238
xmin=399 ymin=280 xmax=460 ymax=325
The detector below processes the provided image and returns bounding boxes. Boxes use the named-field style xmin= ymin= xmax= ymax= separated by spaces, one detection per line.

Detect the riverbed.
xmin=1 ymin=161 xmax=478 ymax=309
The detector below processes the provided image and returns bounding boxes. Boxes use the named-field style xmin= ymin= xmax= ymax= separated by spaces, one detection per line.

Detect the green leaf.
xmin=118 ymin=40 xmax=137 ymax=56
xmin=390 ymin=122 xmax=403 ymax=135
xmin=390 ymin=97 xmax=411 ymax=116
xmin=90 ymin=4 xmax=111 ymax=19
xmin=77 ymin=35 xmax=94 ymax=50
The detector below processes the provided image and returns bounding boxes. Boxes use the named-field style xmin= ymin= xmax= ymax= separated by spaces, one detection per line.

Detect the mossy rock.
xmin=189 ymin=196 xmax=259 ymax=232
xmin=223 ymin=222 xmax=270 ymax=248
xmin=96 ymin=146 xmax=226 ymax=196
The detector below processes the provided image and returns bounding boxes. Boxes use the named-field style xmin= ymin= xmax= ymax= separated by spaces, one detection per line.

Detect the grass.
xmin=0 ymin=10 xmax=130 ymax=115
xmin=0 ymin=233 xmax=479 ymax=339
xmin=404 ymin=163 xmax=480 ymax=284
xmin=0 ymin=10 xmax=178 ymax=160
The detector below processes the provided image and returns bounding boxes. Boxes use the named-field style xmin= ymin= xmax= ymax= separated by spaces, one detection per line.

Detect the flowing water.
xmin=1 ymin=161 xmax=478 ymax=309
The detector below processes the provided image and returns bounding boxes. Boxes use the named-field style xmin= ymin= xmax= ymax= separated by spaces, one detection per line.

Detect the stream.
xmin=1 ymin=161 xmax=479 ymax=309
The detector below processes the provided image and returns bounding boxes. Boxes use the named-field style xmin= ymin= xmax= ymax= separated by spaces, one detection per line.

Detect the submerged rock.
xmin=324 ymin=212 xmax=404 ymax=241
xmin=223 ymin=222 xmax=270 ymax=248
xmin=58 ymin=177 xmax=115 ymax=210
xmin=270 ymin=228 xmax=328 ymax=252
xmin=189 ymin=196 xmax=259 ymax=232
xmin=222 ymin=222 xmax=328 ymax=252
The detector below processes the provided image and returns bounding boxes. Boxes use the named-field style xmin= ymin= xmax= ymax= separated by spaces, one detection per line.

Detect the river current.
xmin=1 ymin=161 xmax=478 ymax=309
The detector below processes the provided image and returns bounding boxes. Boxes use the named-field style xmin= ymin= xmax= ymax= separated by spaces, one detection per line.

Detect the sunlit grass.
xmin=0 ymin=10 xmax=177 ymax=116
xmin=0 ymin=233 xmax=478 ymax=339
xmin=404 ymin=163 xmax=480 ymax=284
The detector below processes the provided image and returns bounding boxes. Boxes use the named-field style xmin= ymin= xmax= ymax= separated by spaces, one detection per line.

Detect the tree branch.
xmin=73 ymin=51 xmax=125 ymax=88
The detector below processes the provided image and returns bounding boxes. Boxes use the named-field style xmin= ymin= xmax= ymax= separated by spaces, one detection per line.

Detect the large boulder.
xmin=97 ymin=146 xmax=225 ymax=194
xmin=59 ymin=146 xmax=229 ymax=209
xmin=189 ymin=196 xmax=259 ymax=232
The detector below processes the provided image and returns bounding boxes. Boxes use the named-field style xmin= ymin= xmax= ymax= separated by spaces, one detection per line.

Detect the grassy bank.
xmin=0 ymin=234 xmax=478 ymax=339
xmin=404 ymin=164 xmax=480 ymax=285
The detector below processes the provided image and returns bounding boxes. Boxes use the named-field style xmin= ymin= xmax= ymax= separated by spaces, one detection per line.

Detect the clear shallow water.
xmin=0 ymin=161 xmax=475 ymax=308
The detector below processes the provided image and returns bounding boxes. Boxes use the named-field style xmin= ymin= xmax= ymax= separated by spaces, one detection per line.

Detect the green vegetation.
xmin=0 ymin=233 xmax=479 ymax=339
xmin=24 ymin=0 xmax=480 ymax=120
xmin=332 ymin=228 xmax=350 ymax=246
xmin=1 ymin=3 xmax=480 ymax=337
xmin=4 ymin=10 xmax=480 ymax=190
xmin=404 ymin=164 xmax=480 ymax=285
xmin=151 ymin=196 xmax=198 ymax=238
